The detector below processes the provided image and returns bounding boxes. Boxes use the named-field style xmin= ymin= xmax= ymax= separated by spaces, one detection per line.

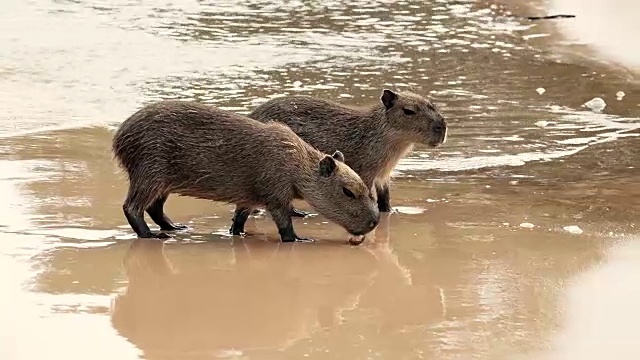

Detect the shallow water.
xmin=0 ymin=0 xmax=639 ymax=359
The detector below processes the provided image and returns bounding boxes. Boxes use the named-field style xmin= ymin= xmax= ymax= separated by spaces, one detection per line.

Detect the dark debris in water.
xmin=526 ymin=14 xmax=576 ymax=21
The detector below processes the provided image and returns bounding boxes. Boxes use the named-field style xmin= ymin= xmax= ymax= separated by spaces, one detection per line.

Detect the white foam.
xmin=563 ymin=225 xmax=584 ymax=235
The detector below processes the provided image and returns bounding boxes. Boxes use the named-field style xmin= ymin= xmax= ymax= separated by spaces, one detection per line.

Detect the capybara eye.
xmin=403 ymin=108 xmax=416 ymax=116
xmin=342 ymin=188 xmax=356 ymax=199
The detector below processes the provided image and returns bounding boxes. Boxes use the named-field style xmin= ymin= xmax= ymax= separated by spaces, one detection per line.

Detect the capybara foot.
xmin=229 ymin=221 xmax=246 ymax=235
xmin=377 ymin=202 xmax=392 ymax=213
xmin=281 ymin=234 xmax=314 ymax=243
xmin=161 ymin=223 xmax=188 ymax=231
xmin=138 ymin=231 xmax=171 ymax=239
xmin=272 ymin=205 xmax=315 ymax=242
xmin=229 ymin=223 xmax=249 ymax=236
xmin=230 ymin=206 xmax=253 ymax=235
xmin=290 ymin=208 xmax=310 ymax=218
xmin=229 ymin=228 xmax=249 ymax=236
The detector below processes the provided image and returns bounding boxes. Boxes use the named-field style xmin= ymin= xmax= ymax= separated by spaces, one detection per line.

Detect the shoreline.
xmin=548 ymin=0 xmax=640 ymax=73
xmin=486 ymin=0 xmax=640 ymax=80
xmin=530 ymin=0 xmax=640 ymax=76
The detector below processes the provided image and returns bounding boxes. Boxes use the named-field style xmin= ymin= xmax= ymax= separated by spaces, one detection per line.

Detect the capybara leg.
xmin=123 ymin=205 xmax=170 ymax=239
xmin=123 ymin=187 xmax=170 ymax=239
xmin=290 ymin=208 xmax=310 ymax=218
xmin=376 ymin=182 xmax=392 ymax=212
xmin=267 ymin=204 xmax=312 ymax=242
xmin=230 ymin=206 xmax=253 ymax=235
xmin=146 ymin=195 xmax=188 ymax=231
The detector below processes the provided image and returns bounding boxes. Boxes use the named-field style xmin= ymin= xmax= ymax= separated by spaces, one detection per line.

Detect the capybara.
xmin=246 ymin=89 xmax=447 ymax=216
xmin=112 ymin=100 xmax=380 ymax=242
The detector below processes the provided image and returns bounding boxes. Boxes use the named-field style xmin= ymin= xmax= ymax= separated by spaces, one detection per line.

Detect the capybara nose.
xmin=368 ymin=219 xmax=379 ymax=230
xmin=431 ymin=119 xmax=446 ymax=135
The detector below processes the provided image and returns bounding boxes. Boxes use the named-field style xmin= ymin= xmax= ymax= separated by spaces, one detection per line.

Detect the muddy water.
xmin=1 ymin=0 xmax=639 ymax=359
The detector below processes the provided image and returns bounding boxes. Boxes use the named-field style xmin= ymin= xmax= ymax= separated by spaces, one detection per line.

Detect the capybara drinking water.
xmin=112 ymin=100 xmax=380 ymax=242
xmin=246 ymin=89 xmax=447 ymax=217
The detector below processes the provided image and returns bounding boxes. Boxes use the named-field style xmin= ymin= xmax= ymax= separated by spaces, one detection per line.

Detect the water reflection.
xmin=100 ymin=210 xmax=609 ymax=359
xmin=110 ymin=214 xmax=423 ymax=358
xmin=112 ymin=239 xmax=372 ymax=357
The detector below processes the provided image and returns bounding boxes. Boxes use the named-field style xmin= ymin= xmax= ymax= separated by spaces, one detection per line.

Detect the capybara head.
xmin=380 ymin=89 xmax=447 ymax=147
xmin=304 ymin=150 xmax=380 ymax=236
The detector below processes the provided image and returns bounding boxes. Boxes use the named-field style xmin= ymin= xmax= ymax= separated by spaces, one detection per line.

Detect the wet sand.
xmin=1 ymin=0 xmax=639 ymax=359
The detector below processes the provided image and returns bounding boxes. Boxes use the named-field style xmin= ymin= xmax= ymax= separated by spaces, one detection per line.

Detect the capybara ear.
xmin=332 ymin=150 xmax=345 ymax=163
xmin=381 ymin=89 xmax=398 ymax=110
xmin=319 ymin=155 xmax=337 ymax=177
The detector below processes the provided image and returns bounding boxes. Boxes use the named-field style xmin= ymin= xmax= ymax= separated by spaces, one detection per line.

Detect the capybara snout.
xmin=429 ymin=118 xmax=448 ymax=147
xmin=302 ymin=150 xmax=380 ymax=236
xmin=348 ymin=213 xmax=380 ymax=237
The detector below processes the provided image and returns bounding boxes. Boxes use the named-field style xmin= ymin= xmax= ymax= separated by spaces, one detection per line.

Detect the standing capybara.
xmin=246 ymin=89 xmax=447 ymax=216
xmin=112 ymin=100 xmax=380 ymax=242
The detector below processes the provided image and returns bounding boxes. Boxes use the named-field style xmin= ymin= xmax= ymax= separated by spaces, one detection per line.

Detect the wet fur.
xmin=248 ymin=89 xmax=447 ymax=212
xmin=112 ymin=100 xmax=379 ymax=241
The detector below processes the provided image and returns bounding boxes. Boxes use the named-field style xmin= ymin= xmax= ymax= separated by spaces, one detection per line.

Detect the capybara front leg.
xmin=230 ymin=206 xmax=253 ymax=235
xmin=267 ymin=204 xmax=312 ymax=242
xmin=376 ymin=182 xmax=392 ymax=212
xmin=146 ymin=195 xmax=188 ymax=231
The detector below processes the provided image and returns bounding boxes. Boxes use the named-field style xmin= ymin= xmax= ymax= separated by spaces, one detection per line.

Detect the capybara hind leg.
xmin=230 ymin=206 xmax=253 ymax=235
xmin=146 ymin=195 xmax=188 ymax=231
xmin=376 ymin=182 xmax=392 ymax=213
xmin=123 ymin=187 xmax=169 ymax=239
xmin=267 ymin=204 xmax=312 ymax=243
xmin=290 ymin=208 xmax=310 ymax=218
xmin=123 ymin=205 xmax=169 ymax=239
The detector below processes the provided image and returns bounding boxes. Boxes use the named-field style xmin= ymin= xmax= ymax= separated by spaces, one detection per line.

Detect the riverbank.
xmin=547 ymin=0 xmax=640 ymax=73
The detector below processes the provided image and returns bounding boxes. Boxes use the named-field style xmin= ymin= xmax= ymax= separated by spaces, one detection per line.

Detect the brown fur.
xmin=248 ymin=89 xmax=447 ymax=212
xmin=112 ymin=100 xmax=380 ymax=242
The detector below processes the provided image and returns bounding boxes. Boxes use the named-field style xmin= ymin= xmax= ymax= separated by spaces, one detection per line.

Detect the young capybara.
xmin=112 ymin=100 xmax=380 ymax=242
xmin=246 ymin=89 xmax=447 ymax=217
